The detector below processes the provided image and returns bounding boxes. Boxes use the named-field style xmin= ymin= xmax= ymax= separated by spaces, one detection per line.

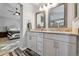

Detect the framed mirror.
xmin=75 ymin=3 xmax=79 ymax=17
xmin=36 ymin=11 xmax=45 ymax=28
xmin=74 ymin=3 xmax=77 ymax=18
xmin=48 ymin=3 xmax=67 ymax=28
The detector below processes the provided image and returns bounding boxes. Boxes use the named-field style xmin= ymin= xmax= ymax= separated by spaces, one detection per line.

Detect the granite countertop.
xmin=29 ymin=30 xmax=79 ymax=36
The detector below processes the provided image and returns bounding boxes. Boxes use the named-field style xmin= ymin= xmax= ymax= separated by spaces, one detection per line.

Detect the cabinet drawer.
xmin=37 ymin=33 xmax=43 ymax=38
xmin=44 ymin=33 xmax=76 ymax=43
xmin=30 ymin=32 xmax=38 ymax=37
xmin=30 ymin=32 xmax=43 ymax=38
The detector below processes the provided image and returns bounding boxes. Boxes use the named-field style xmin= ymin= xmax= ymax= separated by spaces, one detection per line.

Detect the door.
xmin=44 ymin=39 xmax=55 ymax=56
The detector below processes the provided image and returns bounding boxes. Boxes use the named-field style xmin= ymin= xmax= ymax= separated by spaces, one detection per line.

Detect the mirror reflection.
xmin=36 ymin=11 xmax=45 ymax=28
xmin=48 ymin=4 xmax=67 ymax=28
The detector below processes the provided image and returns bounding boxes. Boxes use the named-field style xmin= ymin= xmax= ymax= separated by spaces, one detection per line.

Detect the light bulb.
xmin=52 ymin=3 xmax=58 ymax=7
xmin=39 ymin=7 xmax=42 ymax=11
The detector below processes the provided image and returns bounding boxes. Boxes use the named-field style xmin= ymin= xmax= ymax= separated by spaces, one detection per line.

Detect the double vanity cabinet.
xmin=26 ymin=3 xmax=79 ymax=56
xmin=26 ymin=31 xmax=79 ymax=56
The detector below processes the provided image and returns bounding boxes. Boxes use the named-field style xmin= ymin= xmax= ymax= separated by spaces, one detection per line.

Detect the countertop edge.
xmin=27 ymin=30 xmax=79 ymax=36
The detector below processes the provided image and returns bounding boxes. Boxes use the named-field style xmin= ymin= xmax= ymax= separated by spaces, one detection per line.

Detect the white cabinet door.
xmin=44 ymin=39 xmax=76 ymax=56
xmin=27 ymin=32 xmax=37 ymax=52
xmin=30 ymin=36 xmax=37 ymax=52
xmin=55 ymin=41 xmax=76 ymax=56
xmin=36 ymin=37 xmax=43 ymax=55
xmin=44 ymin=39 xmax=67 ymax=56
xmin=27 ymin=32 xmax=31 ymax=49
xmin=55 ymin=41 xmax=69 ymax=56
xmin=67 ymin=43 xmax=76 ymax=56
xmin=44 ymin=39 xmax=55 ymax=56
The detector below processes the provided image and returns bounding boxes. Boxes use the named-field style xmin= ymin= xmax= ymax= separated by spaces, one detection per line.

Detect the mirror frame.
xmin=48 ymin=3 xmax=67 ymax=28
xmin=35 ymin=11 xmax=46 ymax=28
xmin=74 ymin=3 xmax=77 ymax=18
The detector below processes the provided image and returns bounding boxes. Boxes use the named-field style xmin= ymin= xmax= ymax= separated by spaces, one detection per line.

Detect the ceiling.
xmin=31 ymin=3 xmax=46 ymax=8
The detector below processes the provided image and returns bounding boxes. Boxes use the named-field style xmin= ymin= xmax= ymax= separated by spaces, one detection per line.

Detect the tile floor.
xmin=0 ymin=37 xmax=19 ymax=56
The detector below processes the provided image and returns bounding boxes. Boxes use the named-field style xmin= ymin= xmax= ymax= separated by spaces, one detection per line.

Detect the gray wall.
xmin=0 ymin=3 xmax=20 ymax=32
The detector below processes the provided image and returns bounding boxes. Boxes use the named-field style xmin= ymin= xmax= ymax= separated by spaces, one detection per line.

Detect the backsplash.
xmin=72 ymin=17 xmax=79 ymax=34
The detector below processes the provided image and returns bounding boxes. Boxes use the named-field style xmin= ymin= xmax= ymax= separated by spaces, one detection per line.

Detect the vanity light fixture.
xmin=39 ymin=3 xmax=58 ymax=11
xmin=49 ymin=3 xmax=53 ymax=5
xmin=39 ymin=6 xmax=42 ymax=11
xmin=52 ymin=3 xmax=58 ymax=7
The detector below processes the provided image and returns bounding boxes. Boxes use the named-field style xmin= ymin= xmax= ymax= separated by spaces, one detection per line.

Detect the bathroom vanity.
xmin=25 ymin=3 xmax=79 ymax=56
xmin=26 ymin=30 xmax=79 ymax=56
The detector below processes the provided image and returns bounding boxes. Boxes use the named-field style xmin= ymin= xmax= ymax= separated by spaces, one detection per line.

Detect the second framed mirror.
xmin=35 ymin=11 xmax=46 ymax=29
xmin=48 ymin=3 xmax=67 ymax=28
